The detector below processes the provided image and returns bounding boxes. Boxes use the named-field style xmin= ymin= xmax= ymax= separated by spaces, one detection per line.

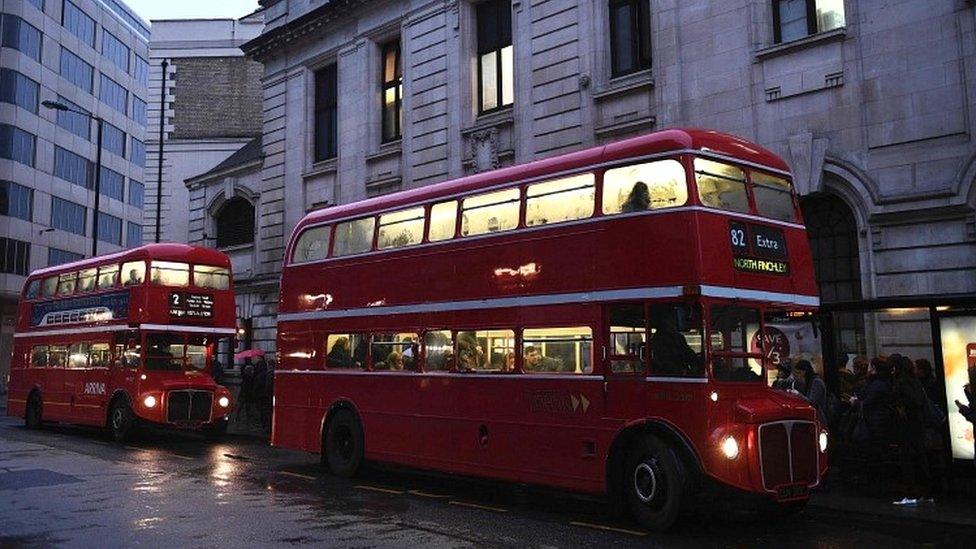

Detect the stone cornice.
xmin=242 ymin=0 xmax=373 ymax=61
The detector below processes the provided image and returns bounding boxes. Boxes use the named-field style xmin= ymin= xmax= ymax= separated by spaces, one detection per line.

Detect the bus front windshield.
xmin=709 ymin=305 xmax=764 ymax=382
xmin=144 ymin=333 xmax=211 ymax=372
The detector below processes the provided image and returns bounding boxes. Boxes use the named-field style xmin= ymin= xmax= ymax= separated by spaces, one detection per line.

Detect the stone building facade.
xmin=229 ymin=0 xmax=976 ymax=361
xmin=0 ymin=0 xmax=150 ymax=389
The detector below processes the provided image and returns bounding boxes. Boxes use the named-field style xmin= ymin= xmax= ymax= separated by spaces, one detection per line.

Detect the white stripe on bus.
xmin=13 ymin=324 xmax=237 ymax=338
xmin=277 ymin=285 xmax=819 ymax=323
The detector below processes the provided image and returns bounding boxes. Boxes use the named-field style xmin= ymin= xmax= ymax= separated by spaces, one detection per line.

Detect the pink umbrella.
xmin=234 ymin=349 xmax=265 ymax=361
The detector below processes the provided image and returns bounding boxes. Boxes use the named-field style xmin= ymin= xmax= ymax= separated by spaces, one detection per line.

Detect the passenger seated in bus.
xmin=124 ymin=268 xmax=142 ymax=286
xmin=456 ymin=333 xmax=484 ymax=371
xmin=523 ymin=346 xmax=564 ymax=373
xmin=649 ymin=307 xmax=703 ymax=376
xmin=502 ymin=352 xmax=515 ymax=373
xmin=621 ymin=181 xmax=651 ymax=213
xmin=385 ymin=351 xmax=404 ymax=371
xmin=327 ymin=337 xmax=358 ymax=368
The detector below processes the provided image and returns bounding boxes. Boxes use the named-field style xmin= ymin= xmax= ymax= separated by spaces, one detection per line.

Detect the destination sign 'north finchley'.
xmin=729 ymin=221 xmax=790 ymax=276
xmin=169 ymin=292 xmax=214 ymax=319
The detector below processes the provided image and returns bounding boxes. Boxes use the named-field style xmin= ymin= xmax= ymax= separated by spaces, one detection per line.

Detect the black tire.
xmin=625 ymin=434 xmax=689 ymax=531
xmin=203 ymin=420 xmax=228 ymax=441
xmin=324 ymin=408 xmax=364 ymax=478
xmin=25 ymin=392 xmax=43 ymax=430
xmin=109 ymin=399 xmax=135 ymax=443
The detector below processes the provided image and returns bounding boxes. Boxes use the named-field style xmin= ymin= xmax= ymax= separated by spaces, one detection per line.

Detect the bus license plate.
xmin=776 ymin=484 xmax=809 ymax=501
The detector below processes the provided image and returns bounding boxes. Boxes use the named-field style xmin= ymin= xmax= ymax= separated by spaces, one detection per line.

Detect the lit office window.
xmin=477 ymin=0 xmax=514 ymax=113
xmin=381 ymin=40 xmax=402 ymax=143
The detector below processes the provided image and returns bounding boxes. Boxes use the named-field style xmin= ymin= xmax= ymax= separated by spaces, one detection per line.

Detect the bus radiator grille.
xmin=166 ymin=390 xmax=213 ymax=423
xmin=758 ymin=421 xmax=817 ymax=493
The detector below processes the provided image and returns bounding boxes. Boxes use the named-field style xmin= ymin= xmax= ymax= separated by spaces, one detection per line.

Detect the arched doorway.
xmin=800 ymin=192 xmax=862 ymax=303
xmin=215 ymin=196 xmax=255 ymax=248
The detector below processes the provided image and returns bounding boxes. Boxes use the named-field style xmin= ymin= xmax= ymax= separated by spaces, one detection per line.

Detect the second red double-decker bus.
xmin=273 ymin=128 xmax=827 ymax=530
xmin=5 ymin=244 xmax=235 ymax=441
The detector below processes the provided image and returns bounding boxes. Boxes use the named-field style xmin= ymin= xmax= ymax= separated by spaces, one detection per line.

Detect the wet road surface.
xmin=0 ymin=415 xmax=969 ymax=548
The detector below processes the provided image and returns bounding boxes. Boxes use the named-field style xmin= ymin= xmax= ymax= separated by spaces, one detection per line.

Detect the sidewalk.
xmin=222 ymin=380 xmax=271 ymax=440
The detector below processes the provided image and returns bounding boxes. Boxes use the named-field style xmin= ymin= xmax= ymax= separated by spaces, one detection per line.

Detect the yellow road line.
xmin=278 ymin=471 xmax=317 ymax=481
xmin=408 ymin=489 xmax=451 ymax=499
xmin=448 ymin=501 xmax=509 ymax=513
xmin=355 ymin=485 xmax=404 ymax=495
xmin=569 ymin=521 xmax=647 ymax=537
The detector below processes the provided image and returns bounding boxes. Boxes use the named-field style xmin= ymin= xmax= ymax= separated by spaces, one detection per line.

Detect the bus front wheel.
xmin=25 ymin=392 xmax=43 ymax=430
xmin=109 ymin=400 xmax=135 ymax=443
xmin=625 ymin=434 xmax=688 ymax=532
xmin=324 ymin=409 xmax=363 ymax=478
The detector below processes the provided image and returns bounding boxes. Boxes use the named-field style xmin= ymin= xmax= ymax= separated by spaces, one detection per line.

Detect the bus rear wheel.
xmin=25 ymin=392 xmax=43 ymax=430
xmin=324 ymin=409 xmax=363 ymax=478
xmin=109 ymin=400 xmax=135 ymax=443
xmin=625 ymin=434 xmax=688 ymax=532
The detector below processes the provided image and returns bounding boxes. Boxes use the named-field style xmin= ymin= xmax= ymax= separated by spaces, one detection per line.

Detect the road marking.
xmin=223 ymin=453 xmax=249 ymax=461
xmin=448 ymin=501 xmax=509 ymax=513
xmin=123 ymin=446 xmax=141 ymax=451
xmin=279 ymin=471 xmax=317 ymax=481
xmin=355 ymin=485 xmax=404 ymax=495
xmin=569 ymin=521 xmax=648 ymax=537
xmin=169 ymin=453 xmax=194 ymax=461
xmin=408 ymin=489 xmax=451 ymax=499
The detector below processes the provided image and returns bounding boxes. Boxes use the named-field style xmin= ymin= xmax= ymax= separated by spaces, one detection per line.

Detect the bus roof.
xmin=28 ymin=244 xmax=231 ymax=278
xmin=291 ymin=128 xmax=789 ymax=233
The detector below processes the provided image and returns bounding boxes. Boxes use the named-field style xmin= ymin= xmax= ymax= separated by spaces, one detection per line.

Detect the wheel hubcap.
xmin=113 ymin=409 xmax=124 ymax=430
xmin=634 ymin=461 xmax=658 ymax=503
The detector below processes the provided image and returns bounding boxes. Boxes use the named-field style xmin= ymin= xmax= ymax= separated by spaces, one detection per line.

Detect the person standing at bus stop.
xmin=955 ymin=367 xmax=976 ymax=465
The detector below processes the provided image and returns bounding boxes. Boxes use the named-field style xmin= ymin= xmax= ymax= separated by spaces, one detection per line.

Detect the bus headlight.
xmin=218 ymin=396 xmax=230 ymax=408
xmin=143 ymin=395 xmax=157 ymax=408
xmin=819 ymin=430 xmax=829 ymax=453
xmin=721 ymin=436 xmax=739 ymax=459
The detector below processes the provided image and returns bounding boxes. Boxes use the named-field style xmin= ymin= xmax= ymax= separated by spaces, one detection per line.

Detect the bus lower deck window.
xmin=371 ymin=333 xmax=419 ymax=370
xmin=424 ymin=330 xmax=453 ymax=371
xmin=456 ymin=330 xmax=515 ymax=372
xmin=522 ymin=327 xmax=593 ymax=374
xmin=326 ymin=334 xmax=367 ymax=368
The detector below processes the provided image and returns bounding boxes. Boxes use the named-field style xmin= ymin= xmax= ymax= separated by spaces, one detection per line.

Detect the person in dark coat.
xmin=327 ymin=337 xmax=358 ymax=368
xmin=954 ymin=368 xmax=976 ymax=465
xmin=236 ymin=361 xmax=255 ymax=421
xmin=890 ymin=354 xmax=931 ymax=505
xmin=791 ymin=359 xmax=828 ymax=425
xmin=851 ymin=358 xmax=893 ymax=445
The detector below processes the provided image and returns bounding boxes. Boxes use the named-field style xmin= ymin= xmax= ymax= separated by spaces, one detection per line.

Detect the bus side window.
xmin=122 ymin=261 xmax=146 ymax=286
xmin=456 ymin=330 xmax=515 ymax=373
xmin=370 ymin=332 xmax=419 ymax=371
xmin=115 ymin=331 xmax=141 ymax=368
xmin=293 ymin=225 xmax=331 ymax=263
xmin=608 ymin=305 xmax=646 ymax=374
xmin=648 ymin=304 xmax=705 ymax=378
xmin=333 ymin=218 xmax=376 ymax=257
xmin=377 ymin=207 xmax=425 ymax=250
xmin=694 ymin=158 xmax=750 ymax=214
xmin=325 ymin=334 xmax=365 ymax=369
xmin=25 ymin=279 xmax=40 ymax=300
xmin=525 ymin=173 xmax=595 ymax=227
xmin=48 ymin=345 xmax=68 ymax=368
xmin=68 ymin=343 xmax=90 ymax=369
xmin=77 ymin=268 xmax=98 ymax=292
xmin=98 ymin=265 xmax=120 ymax=289
xmin=523 ymin=327 xmax=593 ymax=374
xmin=428 ymin=201 xmax=457 ymax=242
xmin=31 ymin=345 xmax=49 ymax=368
xmin=90 ymin=343 xmax=111 ymax=368
xmin=423 ymin=330 xmax=453 ymax=371
xmin=603 ymin=159 xmax=687 ymax=214
xmin=460 ymin=188 xmax=520 ymax=236
xmin=41 ymin=276 xmax=58 ymax=297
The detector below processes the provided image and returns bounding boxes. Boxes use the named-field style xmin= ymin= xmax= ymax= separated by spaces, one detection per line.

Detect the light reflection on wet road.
xmin=0 ymin=416 xmax=966 ymax=548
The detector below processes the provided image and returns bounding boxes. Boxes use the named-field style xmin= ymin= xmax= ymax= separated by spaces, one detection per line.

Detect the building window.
xmin=134 ymin=55 xmax=149 ymax=86
xmin=314 ymin=65 xmax=338 ymax=162
xmin=476 ymin=0 xmax=514 ymax=114
xmin=97 ymin=212 xmax=122 ymax=245
xmin=54 ymin=146 xmax=92 ymax=188
xmin=773 ymin=0 xmax=845 ymax=43
xmin=801 ymin=192 xmax=861 ymax=303
xmin=215 ymin=197 xmax=255 ymax=248
xmin=51 ymin=197 xmax=87 ymax=236
xmin=0 ymin=238 xmax=31 ymax=275
xmin=28 ymin=0 xmax=45 ymax=11
xmin=103 ymin=122 xmax=126 ymax=158
xmin=0 ymin=15 xmax=42 ymax=62
xmin=99 ymin=75 xmax=128 ymax=114
xmin=127 ymin=222 xmax=143 ymax=248
xmin=132 ymin=97 xmax=147 ymax=126
xmin=48 ymin=247 xmax=83 ymax=267
xmin=381 ymin=40 xmax=402 ymax=143
xmin=62 ymin=0 xmax=96 ymax=48
xmin=100 ymin=166 xmax=125 ymax=201
xmin=55 ymin=96 xmax=91 ymax=140
xmin=609 ymin=0 xmax=651 ymax=77
xmin=101 ymin=30 xmax=130 ymax=72
xmin=0 ymin=69 xmax=39 ymax=113
xmin=130 ymin=137 xmax=146 ymax=167
xmin=0 ymin=180 xmax=34 ymax=221
xmin=60 ymin=48 xmax=94 ymax=93
xmin=128 ymin=180 xmax=144 ymax=208
xmin=0 ymin=124 xmax=36 ymax=167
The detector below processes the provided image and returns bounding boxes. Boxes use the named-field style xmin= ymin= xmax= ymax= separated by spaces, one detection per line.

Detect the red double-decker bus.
xmin=6 ymin=244 xmax=236 ymax=441
xmin=273 ymin=128 xmax=826 ymax=530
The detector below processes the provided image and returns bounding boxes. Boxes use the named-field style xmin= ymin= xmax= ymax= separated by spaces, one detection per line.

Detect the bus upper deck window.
xmin=150 ymin=261 xmax=189 ymax=286
xmin=77 ymin=268 xmax=97 ymax=292
xmin=428 ymin=201 xmax=457 ymax=242
xmin=752 ymin=172 xmax=796 ymax=222
xmin=293 ymin=225 xmax=330 ymax=263
xmin=97 ymin=265 xmax=119 ymax=289
xmin=24 ymin=279 xmax=40 ymax=300
xmin=378 ymin=207 xmax=425 ymax=250
xmin=526 ymin=173 xmax=594 ymax=227
xmin=695 ymin=158 xmax=750 ymax=214
xmin=194 ymin=265 xmax=231 ymax=290
xmin=461 ymin=188 xmax=520 ymax=236
xmin=333 ymin=218 xmax=376 ymax=257
xmin=603 ymin=159 xmax=687 ymax=214
xmin=41 ymin=276 xmax=58 ymax=297
xmin=122 ymin=261 xmax=146 ymax=286
xmin=57 ymin=272 xmax=77 ymax=296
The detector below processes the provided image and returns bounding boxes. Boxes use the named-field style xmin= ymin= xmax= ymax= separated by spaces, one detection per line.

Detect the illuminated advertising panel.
xmin=938 ymin=316 xmax=976 ymax=461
